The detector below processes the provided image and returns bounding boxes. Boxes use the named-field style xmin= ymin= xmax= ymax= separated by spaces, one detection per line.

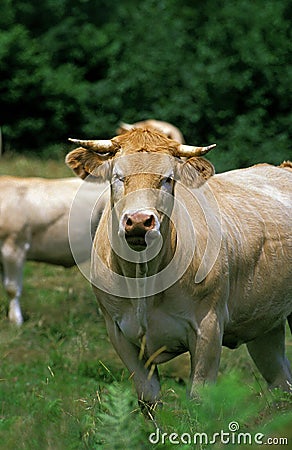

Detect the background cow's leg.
xmin=288 ymin=313 xmax=292 ymax=334
xmin=189 ymin=310 xmax=223 ymax=397
xmin=101 ymin=309 xmax=161 ymax=411
xmin=1 ymin=236 xmax=28 ymax=326
xmin=246 ymin=321 xmax=292 ymax=392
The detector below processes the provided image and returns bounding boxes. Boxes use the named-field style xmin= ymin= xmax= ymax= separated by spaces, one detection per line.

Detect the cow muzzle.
xmin=119 ymin=210 xmax=161 ymax=250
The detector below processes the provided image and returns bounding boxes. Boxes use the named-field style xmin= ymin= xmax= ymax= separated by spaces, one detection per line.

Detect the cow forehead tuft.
xmin=112 ymin=152 xmax=175 ymax=176
xmin=112 ymin=128 xmax=179 ymax=156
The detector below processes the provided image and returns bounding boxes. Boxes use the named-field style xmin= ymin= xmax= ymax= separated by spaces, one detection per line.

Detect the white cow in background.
xmin=0 ymin=175 xmax=108 ymax=325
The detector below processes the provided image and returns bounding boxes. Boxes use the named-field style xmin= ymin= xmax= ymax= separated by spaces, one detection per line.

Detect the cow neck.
xmin=129 ymin=226 xmax=175 ymax=335
xmin=114 ymin=223 xmax=175 ymax=335
xmin=134 ymin=262 xmax=148 ymax=334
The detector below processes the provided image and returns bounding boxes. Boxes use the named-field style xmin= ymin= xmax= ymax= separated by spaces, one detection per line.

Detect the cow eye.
xmin=161 ymin=176 xmax=173 ymax=185
xmin=113 ymin=173 xmax=125 ymax=183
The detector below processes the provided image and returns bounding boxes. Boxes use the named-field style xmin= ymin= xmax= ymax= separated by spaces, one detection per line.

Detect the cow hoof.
xmin=9 ymin=316 xmax=23 ymax=327
xmin=8 ymin=309 xmax=24 ymax=326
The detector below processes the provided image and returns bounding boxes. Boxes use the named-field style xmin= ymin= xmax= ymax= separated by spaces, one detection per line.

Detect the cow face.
xmin=109 ymin=152 xmax=176 ymax=252
xmin=66 ymin=129 xmax=215 ymax=253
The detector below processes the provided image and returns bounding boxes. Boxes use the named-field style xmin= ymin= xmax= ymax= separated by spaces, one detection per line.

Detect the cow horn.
xmin=119 ymin=122 xmax=134 ymax=131
xmin=68 ymin=138 xmax=118 ymax=154
xmin=177 ymin=143 xmax=216 ymax=158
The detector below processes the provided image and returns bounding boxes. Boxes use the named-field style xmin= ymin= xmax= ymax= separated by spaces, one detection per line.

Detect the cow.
xmin=66 ymin=128 xmax=292 ymax=413
xmin=117 ymin=119 xmax=185 ymax=143
xmin=0 ymin=176 xmax=108 ymax=326
xmin=280 ymin=160 xmax=292 ymax=170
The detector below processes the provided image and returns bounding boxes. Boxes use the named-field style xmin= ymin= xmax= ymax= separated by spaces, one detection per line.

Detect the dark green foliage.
xmin=0 ymin=0 xmax=291 ymax=168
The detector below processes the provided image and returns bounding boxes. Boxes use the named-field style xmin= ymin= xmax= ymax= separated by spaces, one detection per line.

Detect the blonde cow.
xmin=66 ymin=128 xmax=292 ymax=412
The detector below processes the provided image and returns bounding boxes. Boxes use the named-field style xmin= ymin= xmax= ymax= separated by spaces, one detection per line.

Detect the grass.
xmin=0 ymin=154 xmax=291 ymax=449
xmin=0 ymin=152 xmax=72 ymax=178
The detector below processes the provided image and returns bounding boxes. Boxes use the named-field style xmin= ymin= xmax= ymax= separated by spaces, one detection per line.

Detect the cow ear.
xmin=65 ymin=147 xmax=112 ymax=181
xmin=179 ymin=157 xmax=215 ymax=187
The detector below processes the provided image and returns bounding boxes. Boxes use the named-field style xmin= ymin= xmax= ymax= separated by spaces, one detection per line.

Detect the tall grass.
xmin=0 ymin=155 xmax=291 ymax=449
xmin=85 ymin=375 xmax=292 ymax=450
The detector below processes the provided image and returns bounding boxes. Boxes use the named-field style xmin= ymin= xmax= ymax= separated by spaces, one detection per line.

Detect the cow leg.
xmin=1 ymin=236 xmax=28 ymax=326
xmin=288 ymin=313 xmax=292 ymax=334
xmin=189 ymin=310 xmax=223 ymax=397
xmin=101 ymin=309 xmax=161 ymax=413
xmin=246 ymin=322 xmax=292 ymax=392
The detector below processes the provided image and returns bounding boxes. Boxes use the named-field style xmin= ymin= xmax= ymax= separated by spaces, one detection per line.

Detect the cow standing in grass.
xmin=0 ymin=176 xmax=108 ymax=325
xmin=66 ymin=128 xmax=292 ymax=411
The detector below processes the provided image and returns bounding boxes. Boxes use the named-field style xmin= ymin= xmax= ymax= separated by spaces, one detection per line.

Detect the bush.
xmin=1 ymin=0 xmax=291 ymax=169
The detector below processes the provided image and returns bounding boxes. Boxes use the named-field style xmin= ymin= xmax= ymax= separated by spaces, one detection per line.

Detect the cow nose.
xmin=124 ymin=212 xmax=156 ymax=236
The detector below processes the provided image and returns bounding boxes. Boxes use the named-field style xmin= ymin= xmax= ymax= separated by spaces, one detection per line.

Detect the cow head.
xmin=66 ymin=129 xmax=215 ymax=254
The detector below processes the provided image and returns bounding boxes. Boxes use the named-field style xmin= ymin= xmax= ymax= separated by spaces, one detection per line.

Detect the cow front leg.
xmin=102 ymin=311 xmax=161 ymax=414
xmin=1 ymin=237 xmax=28 ymax=326
xmin=189 ymin=310 xmax=223 ymax=397
xmin=246 ymin=321 xmax=292 ymax=392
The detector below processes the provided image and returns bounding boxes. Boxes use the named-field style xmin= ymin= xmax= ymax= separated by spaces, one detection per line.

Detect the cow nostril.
xmin=123 ymin=212 xmax=157 ymax=236
xmin=144 ymin=216 xmax=154 ymax=228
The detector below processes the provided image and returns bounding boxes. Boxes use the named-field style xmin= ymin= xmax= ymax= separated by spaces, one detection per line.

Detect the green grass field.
xmin=0 ymin=154 xmax=291 ymax=449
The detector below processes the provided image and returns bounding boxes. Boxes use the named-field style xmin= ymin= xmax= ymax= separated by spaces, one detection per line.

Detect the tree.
xmin=0 ymin=0 xmax=291 ymax=170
